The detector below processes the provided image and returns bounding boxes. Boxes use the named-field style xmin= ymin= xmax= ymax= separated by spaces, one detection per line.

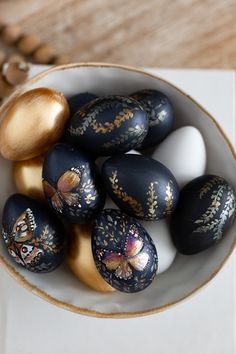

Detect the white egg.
xmin=152 ymin=126 xmax=206 ymax=188
xmin=142 ymin=219 xmax=177 ymax=274
xmin=96 ymin=149 xmax=141 ymax=171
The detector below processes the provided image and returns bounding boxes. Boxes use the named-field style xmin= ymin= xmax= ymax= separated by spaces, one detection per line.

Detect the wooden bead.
xmin=18 ymin=34 xmax=41 ymax=55
xmin=1 ymin=24 xmax=21 ymax=44
xmin=53 ymin=54 xmax=71 ymax=65
xmin=0 ymin=75 xmax=14 ymax=97
xmin=0 ymin=19 xmax=6 ymax=32
xmin=0 ymin=51 xmax=6 ymax=67
xmin=3 ymin=62 xmax=29 ymax=86
xmin=8 ymin=53 xmax=25 ymax=64
xmin=33 ymin=44 xmax=55 ymax=64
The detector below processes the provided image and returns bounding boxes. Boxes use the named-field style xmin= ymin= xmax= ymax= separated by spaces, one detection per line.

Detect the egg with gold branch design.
xmin=171 ymin=175 xmax=236 ymax=255
xmin=102 ymin=154 xmax=179 ymax=220
xmin=66 ymin=95 xmax=148 ymax=156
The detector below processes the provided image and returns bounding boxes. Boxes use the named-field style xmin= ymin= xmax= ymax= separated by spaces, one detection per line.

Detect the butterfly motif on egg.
xmin=97 ymin=225 xmax=149 ymax=280
xmin=2 ymin=208 xmax=44 ymax=267
xmin=43 ymin=167 xmax=82 ymax=213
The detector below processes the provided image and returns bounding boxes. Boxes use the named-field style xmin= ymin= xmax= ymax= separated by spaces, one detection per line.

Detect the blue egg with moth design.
xmin=92 ymin=209 xmax=158 ymax=293
xmin=65 ymin=95 xmax=148 ymax=156
xmin=1 ymin=194 xmax=66 ymax=272
xmin=67 ymin=92 xmax=97 ymax=117
xmin=130 ymin=89 xmax=174 ymax=149
xmin=170 ymin=175 xmax=236 ymax=255
xmin=102 ymin=154 xmax=179 ymax=221
xmin=42 ymin=143 xmax=105 ymax=223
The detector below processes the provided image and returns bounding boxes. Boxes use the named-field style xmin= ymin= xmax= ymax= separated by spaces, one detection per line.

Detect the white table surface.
xmin=0 ymin=67 xmax=235 ymax=354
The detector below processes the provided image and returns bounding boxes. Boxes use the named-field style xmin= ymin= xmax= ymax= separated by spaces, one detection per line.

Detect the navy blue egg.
xmin=170 ymin=175 xmax=236 ymax=255
xmin=1 ymin=194 xmax=66 ymax=273
xmin=130 ymin=89 xmax=174 ymax=149
xmin=67 ymin=92 xmax=97 ymax=117
xmin=42 ymin=143 xmax=105 ymax=223
xmin=65 ymin=95 xmax=148 ymax=156
xmin=102 ymin=154 xmax=179 ymax=220
xmin=92 ymin=209 xmax=158 ymax=293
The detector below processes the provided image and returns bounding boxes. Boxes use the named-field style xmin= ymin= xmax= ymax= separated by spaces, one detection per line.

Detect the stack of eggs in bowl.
xmin=0 ymin=65 xmax=235 ymax=314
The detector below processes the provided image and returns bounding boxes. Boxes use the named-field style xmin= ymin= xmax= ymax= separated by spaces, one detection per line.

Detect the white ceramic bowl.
xmin=0 ymin=63 xmax=235 ymax=318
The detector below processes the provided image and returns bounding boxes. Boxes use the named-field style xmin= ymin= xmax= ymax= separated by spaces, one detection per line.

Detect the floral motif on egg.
xmin=2 ymin=208 xmax=63 ymax=272
xmin=108 ymin=170 xmax=175 ymax=220
xmin=193 ymin=176 xmax=236 ymax=240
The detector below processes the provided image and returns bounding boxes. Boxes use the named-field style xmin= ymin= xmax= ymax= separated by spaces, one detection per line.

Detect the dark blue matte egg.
xmin=67 ymin=92 xmax=97 ymax=117
xmin=130 ymin=89 xmax=174 ymax=149
xmin=170 ymin=175 xmax=236 ymax=255
xmin=1 ymin=194 xmax=66 ymax=272
xmin=102 ymin=154 xmax=179 ymax=220
xmin=42 ymin=143 xmax=105 ymax=223
xmin=65 ymin=95 xmax=148 ymax=156
xmin=92 ymin=209 xmax=158 ymax=293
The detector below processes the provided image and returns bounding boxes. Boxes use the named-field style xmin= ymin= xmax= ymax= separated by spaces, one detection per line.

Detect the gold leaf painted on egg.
xmin=165 ymin=181 xmax=174 ymax=215
xmin=193 ymin=184 xmax=236 ymax=240
xmin=199 ymin=176 xmax=224 ymax=199
xmin=109 ymin=170 xmax=144 ymax=218
xmin=68 ymin=98 xmax=139 ymax=136
xmin=146 ymin=182 xmax=158 ymax=219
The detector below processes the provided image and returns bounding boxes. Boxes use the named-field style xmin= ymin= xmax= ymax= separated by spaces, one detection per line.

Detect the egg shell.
xmin=67 ymin=92 xmax=97 ymax=117
xmin=92 ymin=209 xmax=158 ymax=293
xmin=13 ymin=154 xmax=45 ymax=201
xmin=130 ymin=89 xmax=174 ymax=149
xmin=170 ymin=175 xmax=236 ymax=255
xmin=95 ymin=149 xmax=141 ymax=172
xmin=102 ymin=154 xmax=179 ymax=220
xmin=142 ymin=220 xmax=176 ymax=274
xmin=67 ymin=223 xmax=115 ymax=293
xmin=1 ymin=193 xmax=66 ymax=272
xmin=152 ymin=126 xmax=206 ymax=188
xmin=66 ymin=95 xmax=148 ymax=156
xmin=0 ymin=87 xmax=69 ymax=161
xmin=42 ymin=143 xmax=106 ymax=223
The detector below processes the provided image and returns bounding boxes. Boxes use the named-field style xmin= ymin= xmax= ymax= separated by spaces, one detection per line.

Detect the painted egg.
xmin=142 ymin=220 xmax=176 ymax=273
xmin=67 ymin=224 xmax=115 ymax=293
xmin=0 ymin=88 xmax=69 ymax=161
xmin=102 ymin=154 xmax=179 ymax=220
xmin=95 ymin=148 xmax=141 ymax=172
xmin=130 ymin=89 xmax=174 ymax=149
xmin=13 ymin=154 xmax=45 ymax=201
xmin=152 ymin=126 xmax=206 ymax=188
xmin=1 ymin=194 xmax=66 ymax=272
xmin=42 ymin=143 xmax=105 ymax=223
xmin=92 ymin=209 xmax=158 ymax=293
xmin=66 ymin=95 xmax=148 ymax=156
xmin=67 ymin=92 xmax=97 ymax=116
xmin=170 ymin=175 xmax=236 ymax=255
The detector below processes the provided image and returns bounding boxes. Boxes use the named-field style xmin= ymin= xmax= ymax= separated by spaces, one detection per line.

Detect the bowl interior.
xmin=0 ymin=64 xmax=236 ymax=317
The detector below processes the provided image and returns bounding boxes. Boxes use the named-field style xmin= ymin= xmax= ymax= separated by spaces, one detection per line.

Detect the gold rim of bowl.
xmin=0 ymin=62 xmax=235 ymax=318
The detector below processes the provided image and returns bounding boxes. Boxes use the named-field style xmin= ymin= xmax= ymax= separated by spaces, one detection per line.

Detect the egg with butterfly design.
xmin=42 ymin=143 xmax=105 ymax=223
xmin=92 ymin=209 xmax=158 ymax=293
xmin=1 ymin=194 xmax=66 ymax=272
xmin=65 ymin=95 xmax=148 ymax=156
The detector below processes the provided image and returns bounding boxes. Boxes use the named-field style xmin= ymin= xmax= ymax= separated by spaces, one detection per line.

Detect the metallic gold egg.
xmin=13 ymin=154 xmax=45 ymax=200
xmin=67 ymin=224 xmax=115 ymax=293
xmin=0 ymin=87 xmax=69 ymax=161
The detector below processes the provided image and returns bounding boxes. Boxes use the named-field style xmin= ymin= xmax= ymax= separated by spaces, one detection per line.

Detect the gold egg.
xmin=13 ymin=154 xmax=45 ymax=200
xmin=68 ymin=224 xmax=115 ymax=293
xmin=0 ymin=87 xmax=69 ymax=161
